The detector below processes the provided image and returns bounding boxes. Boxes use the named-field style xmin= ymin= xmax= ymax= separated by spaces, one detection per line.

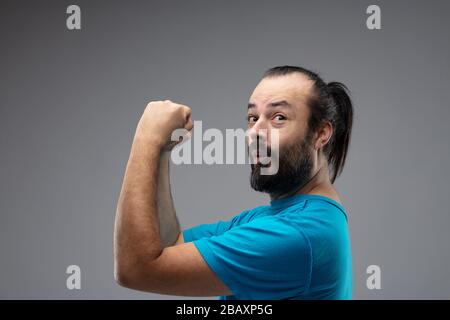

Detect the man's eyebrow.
xmin=269 ymin=100 xmax=292 ymax=108
xmin=247 ymin=100 xmax=292 ymax=109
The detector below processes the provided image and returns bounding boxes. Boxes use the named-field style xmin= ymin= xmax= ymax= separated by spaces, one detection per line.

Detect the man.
xmin=114 ymin=65 xmax=353 ymax=299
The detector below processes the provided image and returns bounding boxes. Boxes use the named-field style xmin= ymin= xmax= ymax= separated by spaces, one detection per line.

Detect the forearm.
xmin=114 ymin=133 xmax=163 ymax=278
xmin=157 ymin=151 xmax=181 ymax=247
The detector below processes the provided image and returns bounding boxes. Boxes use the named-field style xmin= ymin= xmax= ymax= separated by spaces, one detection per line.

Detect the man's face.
xmin=247 ymin=73 xmax=316 ymax=197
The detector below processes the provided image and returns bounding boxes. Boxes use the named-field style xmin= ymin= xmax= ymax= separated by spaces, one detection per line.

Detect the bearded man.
xmin=114 ymin=65 xmax=354 ymax=300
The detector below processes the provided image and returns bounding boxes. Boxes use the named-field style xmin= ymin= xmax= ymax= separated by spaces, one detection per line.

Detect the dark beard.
xmin=250 ymin=137 xmax=314 ymax=198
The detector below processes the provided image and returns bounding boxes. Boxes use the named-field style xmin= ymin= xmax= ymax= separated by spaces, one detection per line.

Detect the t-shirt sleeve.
xmin=191 ymin=216 xmax=312 ymax=300
xmin=183 ymin=210 xmax=251 ymax=243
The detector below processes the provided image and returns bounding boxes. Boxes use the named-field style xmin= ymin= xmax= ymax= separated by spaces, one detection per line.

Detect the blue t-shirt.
xmin=182 ymin=194 xmax=352 ymax=300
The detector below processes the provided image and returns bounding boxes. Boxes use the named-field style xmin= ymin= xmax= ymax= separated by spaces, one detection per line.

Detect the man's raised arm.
xmin=113 ymin=100 xmax=191 ymax=285
xmin=113 ymin=100 xmax=230 ymax=296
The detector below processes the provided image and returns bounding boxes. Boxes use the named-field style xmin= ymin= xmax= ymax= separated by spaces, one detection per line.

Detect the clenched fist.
xmin=135 ymin=100 xmax=193 ymax=150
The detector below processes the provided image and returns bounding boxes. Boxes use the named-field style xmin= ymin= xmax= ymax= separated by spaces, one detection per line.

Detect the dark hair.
xmin=263 ymin=65 xmax=353 ymax=183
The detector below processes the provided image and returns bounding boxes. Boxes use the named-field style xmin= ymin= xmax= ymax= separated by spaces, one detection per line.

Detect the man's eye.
xmin=273 ymin=114 xmax=286 ymax=121
xmin=247 ymin=115 xmax=258 ymax=123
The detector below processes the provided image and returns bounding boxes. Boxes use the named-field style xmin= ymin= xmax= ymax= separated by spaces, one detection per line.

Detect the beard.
xmin=250 ymin=135 xmax=314 ymax=197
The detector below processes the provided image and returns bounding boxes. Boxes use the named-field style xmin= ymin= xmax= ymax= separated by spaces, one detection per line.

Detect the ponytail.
xmin=326 ymin=82 xmax=353 ymax=183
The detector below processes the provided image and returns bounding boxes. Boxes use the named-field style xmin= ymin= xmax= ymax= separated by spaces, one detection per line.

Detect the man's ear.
xmin=314 ymin=121 xmax=333 ymax=150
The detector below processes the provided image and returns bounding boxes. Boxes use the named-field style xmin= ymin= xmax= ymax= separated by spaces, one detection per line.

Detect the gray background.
xmin=1 ymin=0 xmax=449 ymax=299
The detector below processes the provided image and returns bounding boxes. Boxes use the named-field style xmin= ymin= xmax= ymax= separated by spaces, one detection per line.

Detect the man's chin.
xmin=250 ymin=165 xmax=313 ymax=196
xmin=250 ymin=165 xmax=275 ymax=192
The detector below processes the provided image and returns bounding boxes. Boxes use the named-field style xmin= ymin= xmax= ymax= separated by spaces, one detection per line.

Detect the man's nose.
xmin=248 ymin=119 xmax=269 ymax=146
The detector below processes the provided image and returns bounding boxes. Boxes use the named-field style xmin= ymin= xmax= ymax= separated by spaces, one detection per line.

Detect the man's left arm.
xmin=113 ymin=100 xmax=232 ymax=296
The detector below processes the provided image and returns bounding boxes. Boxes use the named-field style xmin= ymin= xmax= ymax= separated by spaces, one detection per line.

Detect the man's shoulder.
xmin=279 ymin=196 xmax=348 ymax=222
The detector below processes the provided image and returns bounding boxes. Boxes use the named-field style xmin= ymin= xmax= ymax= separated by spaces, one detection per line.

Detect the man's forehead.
xmin=249 ymin=74 xmax=314 ymax=105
